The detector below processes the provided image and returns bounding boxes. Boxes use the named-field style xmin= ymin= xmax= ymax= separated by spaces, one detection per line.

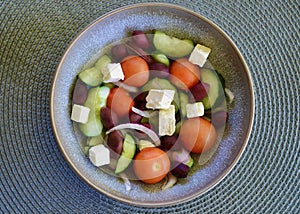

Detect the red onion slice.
xmin=106 ymin=123 xmax=160 ymax=146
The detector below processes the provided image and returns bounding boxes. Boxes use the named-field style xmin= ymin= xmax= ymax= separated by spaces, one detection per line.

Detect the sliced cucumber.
xmin=200 ymin=68 xmax=224 ymax=110
xmin=79 ymin=86 xmax=110 ymax=136
xmin=153 ymin=31 xmax=194 ymax=58
xmin=142 ymin=77 xmax=180 ymax=112
xmin=115 ymin=134 xmax=136 ymax=174
xmin=175 ymin=121 xmax=182 ymax=135
xmin=87 ymin=135 xmax=104 ymax=147
xmin=151 ymin=51 xmax=170 ymax=66
xmin=94 ymin=54 xmax=111 ymax=70
xmin=78 ymin=67 xmax=101 ymax=87
xmin=179 ymin=91 xmax=189 ymax=118
xmin=84 ymin=146 xmax=90 ymax=156
xmin=184 ymin=156 xmax=194 ymax=168
xmin=98 ymin=86 xmax=110 ymax=107
xmin=78 ymin=55 xmax=111 ymax=86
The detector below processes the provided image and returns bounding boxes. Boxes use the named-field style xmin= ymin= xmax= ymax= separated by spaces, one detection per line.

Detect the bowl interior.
xmin=51 ymin=3 xmax=254 ymax=207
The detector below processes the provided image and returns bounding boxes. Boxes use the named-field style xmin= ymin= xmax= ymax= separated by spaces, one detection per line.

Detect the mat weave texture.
xmin=0 ymin=0 xmax=299 ymax=213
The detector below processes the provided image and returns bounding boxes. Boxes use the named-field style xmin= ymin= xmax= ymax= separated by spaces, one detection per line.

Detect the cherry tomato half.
xmin=121 ymin=55 xmax=149 ymax=87
xmin=133 ymin=147 xmax=170 ymax=184
xmin=179 ymin=117 xmax=217 ymax=153
xmin=169 ymin=58 xmax=201 ymax=90
xmin=107 ymin=87 xmax=134 ymax=118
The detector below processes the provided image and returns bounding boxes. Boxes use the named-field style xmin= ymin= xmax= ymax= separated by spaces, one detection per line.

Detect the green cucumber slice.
xmin=175 ymin=121 xmax=182 ymax=135
xmin=151 ymin=51 xmax=170 ymax=66
xmin=87 ymin=135 xmax=104 ymax=147
xmin=184 ymin=156 xmax=194 ymax=168
xmin=78 ymin=67 xmax=101 ymax=87
xmin=153 ymin=31 xmax=194 ymax=58
xmin=78 ymin=55 xmax=111 ymax=86
xmin=200 ymin=68 xmax=224 ymax=110
xmin=115 ymin=134 xmax=136 ymax=174
xmin=94 ymin=54 xmax=111 ymax=70
xmin=179 ymin=91 xmax=189 ymax=118
xmin=78 ymin=86 xmax=110 ymax=136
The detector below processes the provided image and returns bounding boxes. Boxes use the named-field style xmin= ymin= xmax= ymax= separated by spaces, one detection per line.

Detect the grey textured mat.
xmin=0 ymin=0 xmax=299 ymax=213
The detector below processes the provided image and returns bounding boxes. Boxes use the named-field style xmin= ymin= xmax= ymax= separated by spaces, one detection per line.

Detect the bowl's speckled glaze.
xmin=50 ymin=3 xmax=254 ymax=207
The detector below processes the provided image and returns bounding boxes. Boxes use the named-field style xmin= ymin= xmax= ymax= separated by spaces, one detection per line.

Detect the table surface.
xmin=0 ymin=1 xmax=299 ymax=213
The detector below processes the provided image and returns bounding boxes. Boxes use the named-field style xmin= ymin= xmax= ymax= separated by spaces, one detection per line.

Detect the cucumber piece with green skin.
xmin=141 ymin=77 xmax=180 ymax=112
xmin=179 ymin=91 xmax=189 ymax=118
xmin=79 ymin=86 xmax=110 ymax=136
xmin=115 ymin=134 xmax=136 ymax=174
xmin=175 ymin=121 xmax=182 ymax=135
xmin=200 ymin=68 xmax=224 ymax=110
xmin=184 ymin=156 xmax=194 ymax=168
xmin=78 ymin=55 xmax=111 ymax=86
xmin=151 ymin=51 xmax=170 ymax=66
xmin=94 ymin=54 xmax=111 ymax=70
xmin=153 ymin=31 xmax=194 ymax=58
xmin=84 ymin=146 xmax=90 ymax=156
xmin=78 ymin=67 xmax=101 ymax=87
xmin=87 ymin=135 xmax=104 ymax=146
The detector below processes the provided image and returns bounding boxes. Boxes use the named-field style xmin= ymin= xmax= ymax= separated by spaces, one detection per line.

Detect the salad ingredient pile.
xmin=70 ymin=30 xmax=234 ymax=190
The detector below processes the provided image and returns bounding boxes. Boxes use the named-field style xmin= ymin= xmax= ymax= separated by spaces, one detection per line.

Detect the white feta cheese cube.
xmin=71 ymin=104 xmax=90 ymax=123
xmin=188 ymin=44 xmax=211 ymax=67
xmin=102 ymin=63 xmax=124 ymax=83
xmin=146 ymin=89 xmax=175 ymax=109
xmin=89 ymin=144 xmax=110 ymax=167
xmin=186 ymin=102 xmax=204 ymax=118
xmin=159 ymin=105 xmax=176 ymax=136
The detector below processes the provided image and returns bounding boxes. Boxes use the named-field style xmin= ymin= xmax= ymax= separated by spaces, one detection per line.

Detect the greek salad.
xmin=71 ymin=30 xmax=234 ymax=190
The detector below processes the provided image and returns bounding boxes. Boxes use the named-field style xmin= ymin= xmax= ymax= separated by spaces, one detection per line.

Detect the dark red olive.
xmin=159 ymin=135 xmax=180 ymax=151
xmin=133 ymin=91 xmax=148 ymax=110
xmin=190 ymin=82 xmax=210 ymax=101
xmin=129 ymin=110 xmax=143 ymax=123
xmin=171 ymin=162 xmax=190 ymax=178
xmin=132 ymin=30 xmax=150 ymax=49
xmin=100 ymin=107 xmax=119 ymax=130
xmin=106 ymin=131 xmax=123 ymax=159
xmin=72 ymin=79 xmax=88 ymax=105
xmin=111 ymin=44 xmax=128 ymax=61
xmin=149 ymin=62 xmax=170 ymax=78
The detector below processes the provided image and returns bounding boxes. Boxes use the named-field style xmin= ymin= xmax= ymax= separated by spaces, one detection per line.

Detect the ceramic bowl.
xmin=50 ymin=3 xmax=254 ymax=207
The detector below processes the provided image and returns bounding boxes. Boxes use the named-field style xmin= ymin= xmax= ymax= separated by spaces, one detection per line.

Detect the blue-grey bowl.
xmin=50 ymin=3 xmax=254 ymax=207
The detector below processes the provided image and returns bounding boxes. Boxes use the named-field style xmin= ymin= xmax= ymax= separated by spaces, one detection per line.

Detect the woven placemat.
xmin=0 ymin=0 xmax=299 ymax=213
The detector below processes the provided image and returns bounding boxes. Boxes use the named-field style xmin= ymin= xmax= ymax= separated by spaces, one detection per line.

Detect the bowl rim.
xmin=50 ymin=2 xmax=255 ymax=207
